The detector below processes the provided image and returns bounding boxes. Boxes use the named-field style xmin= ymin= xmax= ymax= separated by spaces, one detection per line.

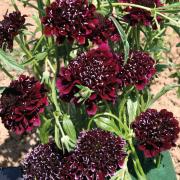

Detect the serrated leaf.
xmin=0 ymin=49 xmax=24 ymax=71
xmin=62 ymin=115 xmax=77 ymax=141
xmin=110 ymin=16 xmax=129 ymax=64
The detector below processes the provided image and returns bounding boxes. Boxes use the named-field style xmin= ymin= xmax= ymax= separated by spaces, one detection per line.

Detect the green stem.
xmin=134 ymin=26 xmax=140 ymax=50
xmin=128 ymin=139 xmax=146 ymax=179
xmin=51 ymin=78 xmax=62 ymax=113
xmin=45 ymin=0 xmax=51 ymax=6
xmin=103 ymin=100 xmax=112 ymax=113
xmin=47 ymin=58 xmax=56 ymax=74
xmin=11 ymin=0 xmax=19 ymax=11
xmin=0 ymin=63 xmax=13 ymax=79
xmin=101 ymin=3 xmax=151 ymax=11
xmin=54 ymin=114 xmax=65 ymax=136
xmin=15 ymin=37 xmax=32 ymax=59
xmin=33 ymin=35 xmax=45 ymax=54
xmin=156 ymin=154 xmax=161 ymax=168
xmin=18 ymin=0 xmax=40 ymax=11
xmin=156 ymin=12 xmax=180 ymax=27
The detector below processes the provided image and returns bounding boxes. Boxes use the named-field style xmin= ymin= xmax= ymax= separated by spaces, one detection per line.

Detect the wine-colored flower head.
xmin=58 ymin=129 xmax=127 ymax=179
xmin=89 ymin=15 xmax=120 ymax=44
xmin=118 ymin=51 xmax=156 ymax=90
xmin=119 ymin=0 xmax=162 ymax=27
xmin=42 ymin=0 xmax=119 ymax=45
xmin=57 ymin=44 xmax=121 ymax=116
xmin=22 ymin=141 xmax=63 ymax=180
xmin=0 ymin=75 xmax=47 ymax=135
xmin=42 ymin=0 xmax=99 ymax=45
xmin=0 ymin=11 xmax=26 ymax=50
xmin=132 ymin=109 xmax=180 ymax=158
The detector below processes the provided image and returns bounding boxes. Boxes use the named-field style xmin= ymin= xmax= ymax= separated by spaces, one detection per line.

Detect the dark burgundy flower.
xmin=0 ymin=75 xmax=47 ymax=135
xmin=56 ymin=44 xmax=121 ymax=115
xmin=119 ymin=0 xmax=162 ymax=27
xmin=22 ymin=141 xmax=64 ymax=180
xmin=118 ymin=51 xmax=156 ymax=90
xmin=42 ymin=0 xmax=99 ymax=45
xmin=89 ymin=15 xmax=120 ymax=44
xmin=0 ymin=11 xmax=26 ymax=50
xmin=132 ymin=109 xmax=180 ymax=158
xmin=58 ymin=129 xmax=127 ymax=179
xmin=42 ymin=0 xmax=119 ymax=45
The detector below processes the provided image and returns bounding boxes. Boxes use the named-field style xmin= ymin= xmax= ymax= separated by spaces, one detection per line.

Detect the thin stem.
xmin=134 ymin=26 xmax=140 ymax=50
xmin=0 ymin=63 xmax=13 ymax=79
xmin=45 ymin=0 xmax=51 ymax=6
xmin=128 ymin=139 xmax=146 ymax=179
xmin=156 ymin=12 xmax=180 ymax=27
xmin=103 ymin=100 xmax=112 ymax=113
xmin=18 ymin=0 xmax=40 ymax=12
xmin=51 ymin=78 xmax=62 ymax=113
xmin=54 ymin=114 xmax=65 ymax=136
xmin=11 ymin=0 xmax=19 ymax=11
xmin=47 ymin=58 xmax=56 ymax=74
xmin=33 ymin=35 xmax=45 ymax=54
xmin=101 ymin=3 xmax=151 ymax=11
xmin=15 ymin=37 xmax=33 ymax=59
xmin=156 ymin=154 xmax=161 ymax=168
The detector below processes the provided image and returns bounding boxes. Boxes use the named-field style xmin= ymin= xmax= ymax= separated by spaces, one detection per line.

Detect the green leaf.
xmin=176 ymin=42 xmax=180 ymax=47
xmin=38 ymin=116 xmax=51 ymax=144
xmin=35 ymin=52 xmax=48 ymax=61
xmin=127 ymin=98 xmax=138 ymax=124
xmin=156 ymin=64 xmax=169 ymax=73
xmin=146 ymin=84 xmax=180 ymax=109
xmin=110 ymin=16 xmax=129 ymax=64
xmin=146 ymin=152 xmax=176 ymax=180
xmin=129 ymin=151 xmax=176 ymax=180
xmin=94 ymin=117 xmax=120 ymax=134
xmin=0 ymin=49 xmax=24 ymax=71
xmin=62 ymin=115 xmax=77 ymax=142
xmin=55 ymin=124 xmax=62 ymax=149
xmin=0 ymin=87 xmax=6 ymax=94
xmin=177 ymin=87 xmax=180 ymax=98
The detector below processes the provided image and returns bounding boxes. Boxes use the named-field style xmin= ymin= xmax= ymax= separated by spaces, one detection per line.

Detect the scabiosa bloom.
xmin=119 ymin=0 xmax=162 ymax=27
xmin=132 ymin=109 xmax=180 ymax=158
xmin=42 ymin=0 xmax=119 ymax=45
xmin=118 ymin=51 xmax=156 ymax=90
xmin=58 ymin=129 xmax=127 ymax=179
xmin=88 ymin=15 xmax=120 ymax=44
xmin=42 ymin=0 xmax=99 ymax=45
xmin=0 ymin=11 xmax=26 ymax=50
xmin=56 ymin=44 xmax=121 ymax=115
xmin=0 ymin=75 xmax=47 ymax=135
xmin=22 ymin=141 xmax=64 ymax=180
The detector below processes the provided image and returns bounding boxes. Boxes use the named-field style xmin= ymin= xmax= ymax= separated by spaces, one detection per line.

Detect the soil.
xmin=0 ymin=0 xmax=180 ymax=179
